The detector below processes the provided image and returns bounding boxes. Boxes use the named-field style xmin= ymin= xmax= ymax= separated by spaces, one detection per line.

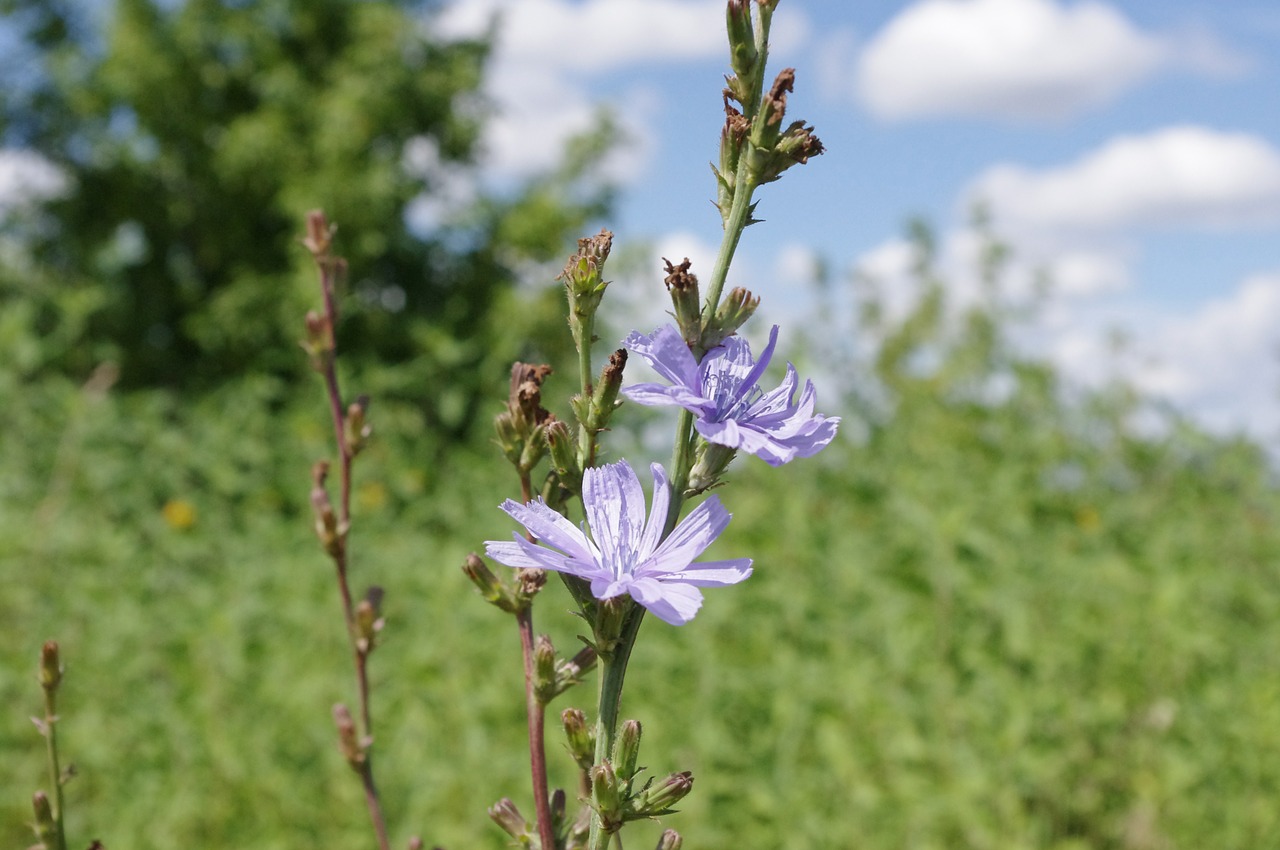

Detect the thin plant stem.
xmin=516 ymin=468 xmax=557 ymax=850
xmin=42 ymin=687 xmax=67 ymax=850
xmin=577 ymin=312 xmax=597 ymax=467
xmin=313 ymin=249 xmax=392 ymax=850
xmin=587 ymin=11 xmax=776 ymax=846
xmin=518 ymin=610 xmax=557 ymax=850
xmin=587 ymin=603 xmax=644 ymax=850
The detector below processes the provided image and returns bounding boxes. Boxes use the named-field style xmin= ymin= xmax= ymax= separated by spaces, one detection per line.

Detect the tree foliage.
xmin=0 ymin=0 xmax=612 ymax=437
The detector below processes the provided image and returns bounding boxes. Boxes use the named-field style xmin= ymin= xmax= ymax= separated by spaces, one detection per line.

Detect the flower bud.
xmin=655 ymin=829 xmax=683 ymax=850
xmin=590 ymin=761 xmax=623 ymax=832
xmin=303 ymin=209 xmax=334 ymax=257
xmin=487 ymin=798 xmax=532 ymax=841
xmin=702 ymin=287 xmax=760 ymax=350
xmin=561 ymin=229 xmax=614 ymax=302
xmin=616 ymin=719 xmax=642 ymax=781
xmin=553 ymin=644 xmax=597 ymax=697
xmin=302 ymin=310 xmax=333 ymax=370
xmin=533 ymin=634 xmax=557 ymax=703
xmin=562 ymin=707 xmax=595 ymax=772
xmin=631 ymin=770 xmax=694 ymax=817
xmin=726 ymin=0 xmax=758 ymax=86
xmin=461 ymin=553 xmax=523 ymax=614
xmin=332 ymin=703 xmax=366 ymax=771
xmin=32 ymin=790 xmax=57 ymax=845
xmin=687 ymin=442 xmax=738 ymax=495
xmin=588 ymin=349 xmax=627 ymax=433
xmin=594 ymin=596 xmax=631 ymax=654
xmin=545 ymin=419 xmax=582 ymax=496
xmin=663 ymin=258 xmax=704 ymax=348
xmin=344 ymin=396 xmax=372 ymax=456
xmin=407 ymin=838 xmax=424 ymax=850
xmin=39 ymin=640 xmax=62 ymax=693
xmin=310 ymin=461 xmax=345 ymax=559
xmin=354 ymin=586 xmax=385 ymax=654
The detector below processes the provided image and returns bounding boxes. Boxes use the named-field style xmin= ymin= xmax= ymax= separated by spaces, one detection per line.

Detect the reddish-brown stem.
xmin=315 ymin=253 xmax=390 ymax=850
xmin=360 ymin=762 xmax=392 ymax=850
xmin=518 ymin=609 xmax=557 ymax=850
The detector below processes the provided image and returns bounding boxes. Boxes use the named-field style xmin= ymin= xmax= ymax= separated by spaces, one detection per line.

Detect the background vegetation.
xmin=3 ymin=1 xmax=1279 ymax=849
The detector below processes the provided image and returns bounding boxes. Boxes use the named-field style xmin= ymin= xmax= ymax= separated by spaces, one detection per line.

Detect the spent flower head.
xmin=623 ymin=324 xmax=839 ymax=466
xmin=485 ymin=460 xmax=752 ymax=625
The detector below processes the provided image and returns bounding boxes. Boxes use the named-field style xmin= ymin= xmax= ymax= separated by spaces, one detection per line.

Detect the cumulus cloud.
xmin=432 ymin=0 xmax=748 ymax=179
xmin=856 ymin=0 xmax=1170 ymax=122
xmin=969 ymin=126 xmax=1280 ymax=234
xmin=1052 ymin=272 xmax=1280 ymax=439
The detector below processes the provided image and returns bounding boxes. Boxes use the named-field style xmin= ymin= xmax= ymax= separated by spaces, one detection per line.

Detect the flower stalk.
xmin=302 ymin=209 xmax=392 ymax=850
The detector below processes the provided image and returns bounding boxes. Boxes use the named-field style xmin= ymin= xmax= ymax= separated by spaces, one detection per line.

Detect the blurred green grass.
xmin=3 ymin=341 xmax=1280 ymax=848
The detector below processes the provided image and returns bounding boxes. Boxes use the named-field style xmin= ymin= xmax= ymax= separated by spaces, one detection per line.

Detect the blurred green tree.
xmin=0 ymin=0 xmax=612 ymax=438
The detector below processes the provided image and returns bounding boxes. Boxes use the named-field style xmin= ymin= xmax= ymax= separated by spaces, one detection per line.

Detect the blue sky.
xmin=434 ymin=0 xmax=1280 ymax=442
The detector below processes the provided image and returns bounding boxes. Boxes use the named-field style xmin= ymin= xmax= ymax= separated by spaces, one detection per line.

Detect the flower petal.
xmin=662 ymin=558 xmax=753 ymax=587
xmin=644 ymin=495 xmax=731 ymax=574
xmin=582 ymin=461 xmax=646 ymax=575
xmin=628 ymin=577 xmax=704 ymax=626
xmin=623 ymin=326 xmax=702 ymax=391
xmin=621 ymin=382 xmax=713 ymax=413
xmin=737 ymin=324 xmax=779 ymax=396
xmin=637 ymin=463 xmax=671 ymax=560
xmin=499 ymin=498 xmax=597 ymax=562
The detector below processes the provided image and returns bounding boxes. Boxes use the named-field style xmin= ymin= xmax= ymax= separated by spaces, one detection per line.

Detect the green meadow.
xmin=4 ymin=269 xmax=1279 ymax=848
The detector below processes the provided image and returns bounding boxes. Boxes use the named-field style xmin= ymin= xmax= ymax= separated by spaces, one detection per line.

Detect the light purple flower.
xmin=484 ymin=460 xmax=752 ymax=626
xmin=622 ymin=324 xmax=839 ymax=466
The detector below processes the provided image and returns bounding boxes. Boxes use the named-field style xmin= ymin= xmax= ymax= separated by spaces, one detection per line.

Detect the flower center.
xmin=703 ymin=369 xmax=762 ymax=422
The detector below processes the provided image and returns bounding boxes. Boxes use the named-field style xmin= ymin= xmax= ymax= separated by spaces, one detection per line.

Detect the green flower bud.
xmin=32 ymin=790 xmax=57 ymax=846
xmin=562 ymin=707 xmax=595 ymax=772
xmin=534 ymin=634 xmax=557 ymax=704
xmin=616 ymin=719 xmax=643 ymax=782
xmin=631 ymin=770 xmax=694 ymax=818
xmin=461 ymin=553 xmax=524 ymax=614
xmin=39 ymin=640 xmax=62 ymax=693
xmin=687 ymin=441 xmax=738 ymax=495
xmin=587 ymin=349 xmax=627 ymax=434
xmin=702 ymin=286 xmax=761 ymax=350
xmin=560 ymin=229 xmax=615 ymax=331
xmin=591 ymin=761 xmax=624 ymax=832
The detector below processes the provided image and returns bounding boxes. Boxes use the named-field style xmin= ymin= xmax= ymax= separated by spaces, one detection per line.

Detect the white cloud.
xmin=856 ymin=0 xmax=1169 ymax=122
xmin=969 ymin=126 xmax=1280 ymax=234
xmin=433 ymin=0 xmax=812 ymax=179
xmin=437 ymin=0 xmax=727 ymax=73
xmin=0 ymin=149 xmax=67 ymax=215
xmin=1051 ymin=272 xmax=1280 ymax=439
xmin=432 ymin=0 xmax=747 ymax=180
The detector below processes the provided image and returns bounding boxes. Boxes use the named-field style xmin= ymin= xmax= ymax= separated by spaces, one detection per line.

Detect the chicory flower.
xmin=622 ymin=324 xmax=839 ymax=466
xmin=485 ymin=460 xmax=752 ymax=625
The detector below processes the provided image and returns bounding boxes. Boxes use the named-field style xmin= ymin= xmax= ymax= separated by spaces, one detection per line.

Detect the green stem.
xmin=576 ymin=313 xmax=597 ymax=468
xmin=587 ymin=604 xmax=645 ymax=850
xmin=43 ymin=688 xmax=67 ymax=850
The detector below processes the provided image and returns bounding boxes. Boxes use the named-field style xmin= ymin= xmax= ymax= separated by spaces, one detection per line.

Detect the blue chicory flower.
xmin=622 ymin=324 xmax=839 ymax=466
xmin=484 ymin=460 xmax=752 ymax=625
